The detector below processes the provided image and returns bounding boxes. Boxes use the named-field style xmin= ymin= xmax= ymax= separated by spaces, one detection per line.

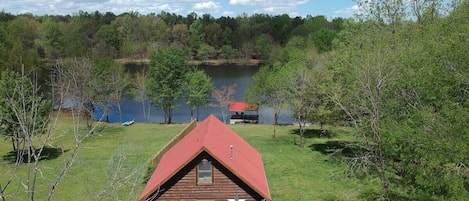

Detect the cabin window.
xmin=197 ymin=159 xmax=212 ymax=184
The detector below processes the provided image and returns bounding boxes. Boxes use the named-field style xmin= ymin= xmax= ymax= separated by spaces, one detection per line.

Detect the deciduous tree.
xmin=132 ymin=70 xmax=149 ymax=122
xmin=184 ymin=70 xmax=213 ymax=121
xmin=246 ymin=62 xmax=288 ymax=137
xmin=37 ymin=16 xmax=65 ymax=59
xmin=211 ymin=84 xmax=237 ymax=123
xmin=0 ymin=69 xmax=50 ymax=161
xmin=53 ymin=57 xmax=97 ymax=131
xmin=92 ymin=58 xmax=130 ymax=123
xmin=147 ymin=48 xmax=189 ymax=124
xmin=0 ymin=67 xmax=52 ymax=201
xmin=329 ymin=1 xmax=469 ymax=199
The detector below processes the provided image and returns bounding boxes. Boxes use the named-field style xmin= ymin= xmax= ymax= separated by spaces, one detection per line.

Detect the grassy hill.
xmin=0 ymin=118 xmax=377 ymax=200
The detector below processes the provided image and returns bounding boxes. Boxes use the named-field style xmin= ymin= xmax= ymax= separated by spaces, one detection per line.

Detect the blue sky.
xmin=1 ymin=0 xmax=359 ymax=18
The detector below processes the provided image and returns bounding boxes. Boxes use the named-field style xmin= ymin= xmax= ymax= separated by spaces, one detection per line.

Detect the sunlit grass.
xmin=0 ymin=116 xmax=375 ymax=200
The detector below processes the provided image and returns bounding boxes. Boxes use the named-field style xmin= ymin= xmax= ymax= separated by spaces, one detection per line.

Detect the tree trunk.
xmin=190 ymin=108 xmax=194 ymax=121
xmin=86 ymin=116 xmax=93 ymax=134
xmin=298 ymin=114 xmax=305 ymax=149
xmin=272 ymin=110 xmax=280 ymax=138
xmin=11 ymin=135 xmax=17 ymax=153
xmin=1 ymin=190 xmax=5 ymax=201
xmin=163 ymin=106 xmax=168 ymax=124
xmin=165 ymin=107 xmax=172 ymax=124
xmin=117 ymin=102 xmax=123 ymax=123
xmin=320 ymin=121 xmax=326 ymax=137
xmin=274 ymin=111 xmax=278 ymax=125
xmin=141 ymin=100 xmax=146 ymax=123
xmin=147 ymin=103 xmax=151 ymax=123
xmin=13 ymin=134 xmax=22 ymax=164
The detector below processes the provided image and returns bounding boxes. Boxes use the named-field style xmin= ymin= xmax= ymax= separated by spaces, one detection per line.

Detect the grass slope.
xmin=0 ymin=120 xmax=374 ymax=200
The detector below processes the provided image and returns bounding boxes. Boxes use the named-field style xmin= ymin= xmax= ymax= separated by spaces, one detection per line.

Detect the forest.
xmin=1 ymin=0 xmax=469 ymax=200
xmin=0 ymin=8 xmax=343 ymax=68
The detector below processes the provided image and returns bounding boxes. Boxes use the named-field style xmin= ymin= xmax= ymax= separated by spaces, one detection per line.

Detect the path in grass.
xmin=0 ymin=122 xmax=372 ymax=200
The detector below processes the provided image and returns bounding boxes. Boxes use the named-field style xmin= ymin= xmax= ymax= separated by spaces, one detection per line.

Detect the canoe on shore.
xmin=122 ymin=120 xmax=135 ymax=126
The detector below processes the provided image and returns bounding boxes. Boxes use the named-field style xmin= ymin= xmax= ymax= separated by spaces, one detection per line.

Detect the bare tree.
xmin=0 ymin=67 xmax=52 ymax=201
xmin=211 ymin=84 xmax=237 ymax=123
xmin=54 ymin=58 xmax=99 ymax=131
xmin=91 ymin=58 xmax=130 ymax=123
xmin=329 ymin=42 xmax=396 ymax=200
xmin=283 ymin=62 xmax=315 ymax=149
xmin=45 ymin=58 xmax=107 ymax=201
xmin=113 ymin=70 xmax=130 ymax=123
xmin=410 ymin=0 xmax=442 ymax=23
xmin=91 ymin=147 xmax=146 ymax=201
xmin=0 ymin=62 xmax=106 ymax=201
xmin=132 ymin=70 xmax=148 ymax=122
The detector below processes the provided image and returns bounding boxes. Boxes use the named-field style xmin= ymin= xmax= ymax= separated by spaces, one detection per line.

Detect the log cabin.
xmin=138 ymin=114 xmax=271 ymax=201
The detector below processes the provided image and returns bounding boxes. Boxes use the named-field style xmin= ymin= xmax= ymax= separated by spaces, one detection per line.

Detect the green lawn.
xmin=0 ymin=119 xmax=376 ymax=200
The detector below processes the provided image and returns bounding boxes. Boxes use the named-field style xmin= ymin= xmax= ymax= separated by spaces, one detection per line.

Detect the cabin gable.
xmin=139 ymin=115 xmax=271 ymax=201
xmin=147 ymin=152 xmax=263 ymax=201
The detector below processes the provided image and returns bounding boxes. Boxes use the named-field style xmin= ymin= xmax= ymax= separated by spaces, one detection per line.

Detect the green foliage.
xmin=329 ymin=1 xmax=469 ymax=200
xmin=184 ymin=69 xmax=213 ymax=121
xmin=0 ymin=71 xmax=19 ymax=140
xmin=4 ymin=16 xmax=46 ymax=79
xmin=197 ymin=43 xmax=217 ymax=62
xmin=204 ymin=22 xmax=223 ymax=49
xmin=219 ymin=45 xmax=239 ymax=62
xmin=310 ymin=28 xmax=336 ymax=52
xmin=96 ymin=24 xmax=122 ymax=57
xmin=0 ymin=70 xmax=50 ymax=153
xmin=146 ymin=48 xmax=189 ymax=124
xmin=188 ymin=19 xmax=204 ymax=53
xmin=254 ymin=34 xmax=273 ymax=60
xmin=246 ymin=62 xmax=288 ymax=125
xmin=0 ymin=11 xmax=344 ymax=68
xmin=170 ymin=24 xmax=189 ymax=48
xmin=0 ymin=22 xmax=11 ymax=67
xmin=37 ymin=16 xmax=65 ymax=59
xmin=92 ymin=57 xmax=129 ymax=122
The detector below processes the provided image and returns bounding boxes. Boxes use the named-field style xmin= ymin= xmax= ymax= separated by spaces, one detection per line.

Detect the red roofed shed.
xmin=139 ymin=114 xmax=271 ymax=201
xmin=229 ymin=102 xmax=259 ymax=112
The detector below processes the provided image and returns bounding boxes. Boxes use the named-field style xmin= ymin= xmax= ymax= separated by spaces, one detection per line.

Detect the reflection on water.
xmin=93 ymin=64 xmax=293 ymax=124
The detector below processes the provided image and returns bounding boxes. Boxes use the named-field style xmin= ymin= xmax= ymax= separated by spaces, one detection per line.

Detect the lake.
xmin=93 ymin=64 xmax=293 ymax=124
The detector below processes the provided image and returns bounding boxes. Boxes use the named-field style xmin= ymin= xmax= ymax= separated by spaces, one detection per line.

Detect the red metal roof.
xmin=138 ymin=114 xmax=271 ymax=201
xmin=229 ymin=101 xmax=259 ymax=112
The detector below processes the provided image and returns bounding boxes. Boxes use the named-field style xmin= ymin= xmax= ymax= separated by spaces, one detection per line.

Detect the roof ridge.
xmin=150 ymin=120 xmax=197 ymax=168
xmin=200 ymin=115 xmax=213 ymax=147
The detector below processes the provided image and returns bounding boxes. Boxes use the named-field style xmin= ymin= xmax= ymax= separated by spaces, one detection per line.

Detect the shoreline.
xmin=117 ymin=58 xmax=262 ymax=66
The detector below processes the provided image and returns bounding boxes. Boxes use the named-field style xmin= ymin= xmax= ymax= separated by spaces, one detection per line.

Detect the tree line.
xmin=0 ymin=10 xmax=343 ymax=71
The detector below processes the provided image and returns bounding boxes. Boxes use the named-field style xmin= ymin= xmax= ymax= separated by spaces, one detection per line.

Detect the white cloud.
xmin=192 ymin=1 xmax=221 ymax=10
xmin=288 ymin=12 xmax=300 ymax=17
xmin=222 ymin=10 xmax=236 ymax=16
xmin=228 ymin=0 xmax=310 ymax=14
xmin=0 ymin=0 xmax=350 ymax=18
xmin=229 ymin=0 xmax=252 ymax=6
xmin=296 ymin=0 xmax=308 ymax=5
xmin=263 ymin=6 xmax=281 ymax=13
xmin=334 ymin=5 xmax=360 ymax=16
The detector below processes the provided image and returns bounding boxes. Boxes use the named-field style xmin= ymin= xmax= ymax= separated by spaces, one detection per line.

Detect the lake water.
xmin=93 ymin=64 xmax=293 ymax=124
